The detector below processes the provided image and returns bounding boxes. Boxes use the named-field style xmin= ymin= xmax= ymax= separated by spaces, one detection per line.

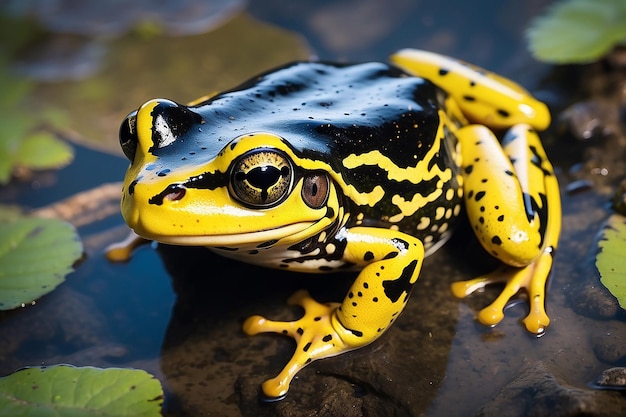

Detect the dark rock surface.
xmin=477 ymin=361 xmax=626 ymax=417
xmin=158 ymin=242 xmax=464 ymax=417
xmin=593 ymin=367 xmax=626 ymax=390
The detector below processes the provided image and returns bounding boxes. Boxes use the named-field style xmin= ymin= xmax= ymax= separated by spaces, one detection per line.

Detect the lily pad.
xmin=596 ymin=214 xmax=626 ymax=309
xmin=12 ymin=131 xmax=73 ymax=169
xmin=0 ymin=59 xmax=72 ymax=184
xmin=0 ymin=216 xmax=83 ymax=310
xmin=0 ymin=205 xmax=23 ymax=222
xmin=0 ymin=365 xmax=163 ymax=416
xmin=526 ymin=0 xmax=626 ymax=63
xmin=0 ymin=130 xmax=73 ymax=184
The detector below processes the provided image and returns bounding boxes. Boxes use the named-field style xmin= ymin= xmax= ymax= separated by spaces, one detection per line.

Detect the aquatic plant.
xmin=596 ymin=214 xmax=626 ymax=310
xmin=0 ymin=365 xmax=163 ymax=416
xmin=527 ymin=0 xmax=626 ymax=63
xmin=0 ymin=207 xmax=83 ymax=310
xmin=0 ymin=15 xmax=73 ymax=184
xmin=0 ymin=69 xmax=73 ymax=184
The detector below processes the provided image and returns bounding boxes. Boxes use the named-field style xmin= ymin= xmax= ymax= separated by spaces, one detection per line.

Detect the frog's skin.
xmin=117 ymin=49 xmax=561 ymax=399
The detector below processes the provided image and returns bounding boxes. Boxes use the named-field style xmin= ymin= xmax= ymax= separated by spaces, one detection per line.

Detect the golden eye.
xmin=230 ymin=149 xmax=294 ymax=208
xmin=301 ymin=172 xmax=329 ymax=209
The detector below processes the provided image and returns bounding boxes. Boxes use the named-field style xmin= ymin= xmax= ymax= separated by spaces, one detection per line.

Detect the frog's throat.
xmin=134 ymin=221 xmax=316 ymax=247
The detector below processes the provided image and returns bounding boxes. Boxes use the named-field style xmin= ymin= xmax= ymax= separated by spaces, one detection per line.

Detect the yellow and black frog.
xmin=116 ymin=49 xmax=561 ymax=399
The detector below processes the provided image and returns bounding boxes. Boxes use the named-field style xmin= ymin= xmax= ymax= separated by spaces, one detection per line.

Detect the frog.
xmin=116 ymin=48 xmax=561 ymax=400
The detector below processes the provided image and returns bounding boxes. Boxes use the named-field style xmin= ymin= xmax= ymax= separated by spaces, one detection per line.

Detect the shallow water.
xmin=1 ymin=1 xmax=625 ymax=416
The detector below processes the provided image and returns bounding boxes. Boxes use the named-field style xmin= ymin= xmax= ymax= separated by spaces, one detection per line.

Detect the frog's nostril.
xmin=148 ymin=184 xmax=187 ymax=206
xmin=164 ymin=185 xmax=186 ymax=202
xmin=119 ymin=110 xmax=138 ymax=161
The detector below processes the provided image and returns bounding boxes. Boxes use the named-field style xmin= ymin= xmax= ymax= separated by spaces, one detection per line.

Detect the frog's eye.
xmin=301 ymin=173 xmax=329 ymax=209
xmin=119 ymin=110 xmax=138 ymax=161
xmin=230 ymin=149 xmax=294 ymax=208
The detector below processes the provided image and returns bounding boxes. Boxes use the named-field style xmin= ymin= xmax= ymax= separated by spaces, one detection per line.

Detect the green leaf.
xmin=0 ymin=217 xmax=83 ymax=310
xmin=0 ymin=157 xmax=12 ymax=185
xmin=0 ymin=205 xmax=24 ymax=222
xmin=527 ymin=0 xmax=626 ymax=63
xmin=14 ymin=131 xmax=74 ymax=169
xmin=0 ymin=71 xmax=33 ymax=109
xmin=0 ymin=68 xmax=72 ymax=184
xmin=0 ymin=365 xmax=163 ymax=417
xmin=0 ymin=129 xmax=74 ymax=184
xmin=596 ymin=214 xmax=626 ymax=310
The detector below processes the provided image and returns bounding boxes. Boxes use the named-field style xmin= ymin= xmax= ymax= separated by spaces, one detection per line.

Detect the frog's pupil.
xmin=247 ymin=165 xmax=285 ymax=190
xmin=234 ymin=165 xmax=291 ymax=204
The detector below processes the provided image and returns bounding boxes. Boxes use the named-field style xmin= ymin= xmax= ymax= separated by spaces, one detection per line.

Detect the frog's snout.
xmin=119 ymin=99 xmax=205 ymax=163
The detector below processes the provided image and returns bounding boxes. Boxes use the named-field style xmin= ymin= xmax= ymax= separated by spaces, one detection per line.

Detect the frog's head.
xmin=119 ymin=99 xmax=339 ymax=248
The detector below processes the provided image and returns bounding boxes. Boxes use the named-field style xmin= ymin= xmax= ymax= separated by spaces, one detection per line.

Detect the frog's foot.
xmin=243 ymin=290 xmax=348 ymax=400
xmin=451 ymin=251 xmax=553 ymax=335
xmin=104 ymin=230 xmax=150 ymax=262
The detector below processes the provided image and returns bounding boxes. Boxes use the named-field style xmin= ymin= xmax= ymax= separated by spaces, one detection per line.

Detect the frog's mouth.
xmin=142 ymin=221 xmax=317 ymax=249
xmin=126 ymin=189 xmax=323 ymax=248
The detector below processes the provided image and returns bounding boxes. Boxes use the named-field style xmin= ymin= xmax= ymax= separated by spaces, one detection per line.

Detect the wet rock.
xmin=476 ymin=361 xmax=626 ymax=417
xmin=158 ymin=242 xmax=461 ymax=417
xmin=555 ymin=48 xmax=626 ymax=198
xmin=558 ymin=101 xmax=615 ymax=141
xmin=236 ymin=313 xmax=454 ymax=417
xmin=572 ymin=282 xmax=620 ymax=320
xmin=565 ymin=179 xmax=594 ymax=195
xmin=0 ymin=287 xmax=111 ymax=375
xmin=592 ymin=367 xmax=626 ymax=390
xmin=591 ymin=321 xmax=626 ymax=364
xmin=236 ymin=371 xmax=390 ymax=417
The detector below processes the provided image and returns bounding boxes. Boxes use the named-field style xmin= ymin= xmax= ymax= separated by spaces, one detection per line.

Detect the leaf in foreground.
xmin=0 ymin=365 xmax=163 ymax=417
xmin=596 ymin=214 xmax=626 ymax=310
xmin=0 ymin=217 xmax=83 ymax=310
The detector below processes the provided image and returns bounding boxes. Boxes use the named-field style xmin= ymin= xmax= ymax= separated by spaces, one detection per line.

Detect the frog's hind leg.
xmin=452 ymin=124 xmax=561 ymax=334
xmin=451 ymin=255 xmax=555 ymax=334
xmin=389 ymin=49 xmax=551 ymax=131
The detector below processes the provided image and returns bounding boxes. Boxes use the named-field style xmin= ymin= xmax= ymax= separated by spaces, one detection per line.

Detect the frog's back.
xmin=190 ymin=61 xmax=463 ymax=252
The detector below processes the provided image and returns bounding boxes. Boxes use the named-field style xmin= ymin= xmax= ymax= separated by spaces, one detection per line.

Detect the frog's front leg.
xmin=452 ymin=124 xmax=561 ymax=334
xmin=243 ymin=227 xmax=424 ymax=399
